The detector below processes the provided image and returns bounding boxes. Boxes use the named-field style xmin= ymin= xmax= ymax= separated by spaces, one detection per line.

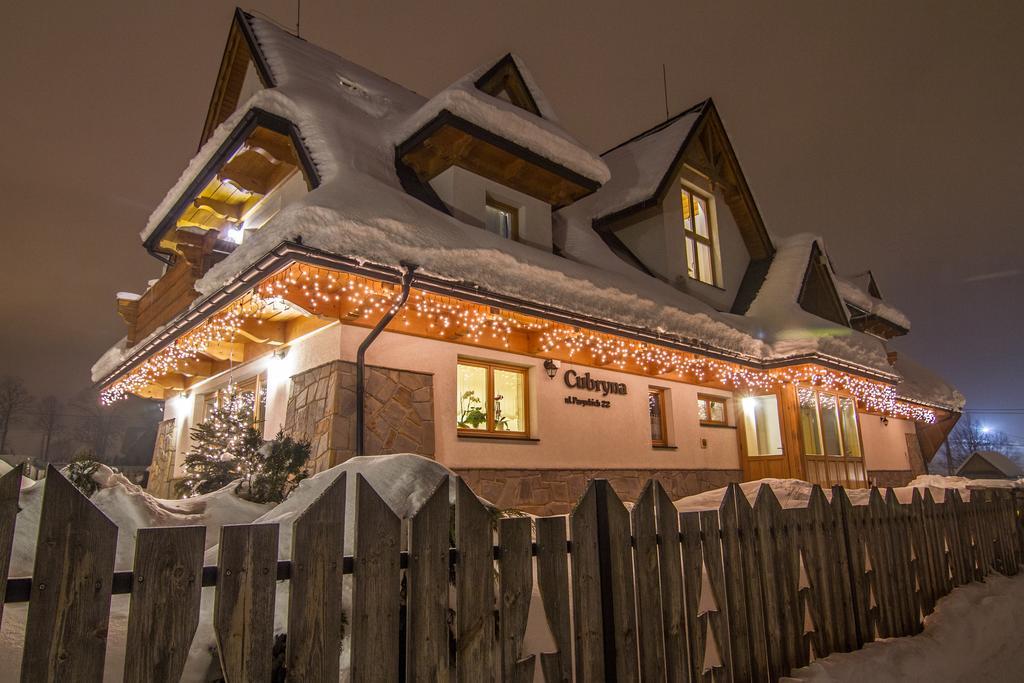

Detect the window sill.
xmin=686 ymin=277 xmax=727 ymax=292
xmin=457 ymin=433 xmax=539 ymax=443
xmin=652 ymin=445 xmax=678 ymax=450
xmin=700 ymin=423 xmax=736 ymax=430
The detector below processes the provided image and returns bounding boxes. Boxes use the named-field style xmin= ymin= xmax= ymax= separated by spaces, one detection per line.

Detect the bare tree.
xmin=34 ymin=395 xmax=63 ymax=463
xmin=943 ymin=414 xmax=1012 ymax=473
xmin=0 ymin=376 xmax=33 ymax=454
xmin=70 ymin=390 xmax=127 ymax=460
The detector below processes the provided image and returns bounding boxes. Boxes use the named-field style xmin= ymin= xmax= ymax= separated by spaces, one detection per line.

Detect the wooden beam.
xmin=218 ymin=167 xmax=269 ymax=195
xmin=235 ymin=319 xmax=286 ymax=345
xmin=193 ymin=197 xmax=244 ymax=222
xmin=202 ymin=341 xmax=246 ymax=362
xmin=155 ymin=374 xmax=187 ymax=390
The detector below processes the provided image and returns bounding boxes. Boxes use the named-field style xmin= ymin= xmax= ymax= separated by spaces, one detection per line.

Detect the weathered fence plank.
xmin=455 ymin=476 xmax=495 ymax=683
xmin=406 ymin=476 xmax=450 ymax=682
xmin=654 ymin=481 xmax=689 ymax=683
xmin=124 ymin=526 xmax=204 ymax=683
xmin=631 ymin=482 xmax=666 ymax=682
xmin=21 ymin=466 xmax=118 ymax=683
xmin=804 ymin=487 xmax=836 ymax=656
xmin=570 ymin=483 xmax=604 ymax=682
xmin=699 ymin=508 xmax=732 ymax=681
xmin=719 ymin=483 xmax=767 ymax=681
xmin=214 ymin=523 xmax=278 ymax=683
xmin=351 ymin=474 xmax=401 ymax=682
xmin=286 ymin=471 xmax=346 ymax=683
xmin=885 ymin=489 xmax=918 ymax=635
xmin=866 ymin=489 xmax=896 ymax=638
xmin=679 ymin=510 xmax=707 ymax=683
xmin=535 ymin=515 xmax=572 ymax=683
xmin=753 ymin=485 xmax=789 ymax=679
xmin=909 ymin=490 xmax=936 ymax=617
xmin=600 ymin=481 xmax=640 ymax=681
xmin=498 ymin=516 xmax=536 ymax=683
xmin=832 ymin=487 xmax=868 ymax=649
xmin=827 ymin=486 xmax=857 ymax=652
xmin=0 ymin=464 xmax=22 ymax=627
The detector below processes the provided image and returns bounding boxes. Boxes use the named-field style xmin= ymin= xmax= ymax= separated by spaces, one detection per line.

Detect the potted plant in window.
xmin=458 ymin=390 xmax=487 ymax=429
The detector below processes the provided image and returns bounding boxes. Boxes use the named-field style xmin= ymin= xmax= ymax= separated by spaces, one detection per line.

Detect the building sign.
xmin=562 ymin=369 xmax=627 ymax=409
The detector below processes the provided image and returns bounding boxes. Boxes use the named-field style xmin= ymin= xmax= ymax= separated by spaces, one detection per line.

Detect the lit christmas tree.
xmin=177 ymin=389 xmax=264 ymax=497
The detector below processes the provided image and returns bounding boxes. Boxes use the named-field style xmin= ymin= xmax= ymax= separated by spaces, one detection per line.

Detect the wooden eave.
xmin=144 ymin=107 xmax=321 ymax=262
xmin=199 ymin=8 xmax=276 ymax=148
xmin=101 ymin=241 xmax=908 ymax=395
xmin=396 ymin=110 xmax=600 ymax=209
xmin=593 ymin=99 xmax=774 ymax=262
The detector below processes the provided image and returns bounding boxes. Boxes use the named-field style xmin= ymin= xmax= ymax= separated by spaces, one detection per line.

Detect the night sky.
xmin=1 ymin=1 xmax=1021 ymax=441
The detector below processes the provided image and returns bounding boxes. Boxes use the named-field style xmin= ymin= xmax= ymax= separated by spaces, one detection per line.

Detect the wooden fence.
xmin=1 ymin=463 xmax=1022 ymax=682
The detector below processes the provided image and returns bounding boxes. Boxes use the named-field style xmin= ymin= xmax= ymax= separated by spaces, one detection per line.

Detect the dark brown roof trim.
xmin=100 ymin=241 xmax=902 ymax=389
xmin=395 ymin=109 xmax=603 ymax=192
xmin=144 ymin=107 xmax=321 ymax=262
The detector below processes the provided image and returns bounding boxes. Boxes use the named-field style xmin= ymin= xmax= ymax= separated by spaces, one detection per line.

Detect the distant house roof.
xmin=956 ymin=451 xmax=1024 ymax=478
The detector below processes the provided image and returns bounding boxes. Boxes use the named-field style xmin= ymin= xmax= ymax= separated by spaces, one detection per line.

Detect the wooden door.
xmin=736 ymin=387 xmax=803 ymax=481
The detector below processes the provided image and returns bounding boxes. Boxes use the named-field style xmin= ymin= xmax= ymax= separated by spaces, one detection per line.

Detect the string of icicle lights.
xmin=101 ymin=264 xmax=937 ymax=423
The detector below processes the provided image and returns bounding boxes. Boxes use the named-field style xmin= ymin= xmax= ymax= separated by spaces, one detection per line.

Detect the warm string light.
xmin=101 ymin=264 xmax=937 ymax=423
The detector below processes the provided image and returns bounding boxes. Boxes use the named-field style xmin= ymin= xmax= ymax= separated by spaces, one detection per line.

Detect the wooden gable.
xmin=473 ymin=54 xmax=543 ymax=117
xmin=798 ymin=242 xmax=850 ymax=327
xmin=199 ymin=9 xmax=275 ymax=148
xmin=594 ymin=100 xmax=774 ymax=263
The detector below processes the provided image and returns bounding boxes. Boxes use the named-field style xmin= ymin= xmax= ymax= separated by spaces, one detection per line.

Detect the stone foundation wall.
xmin=283 ymin=360 xmax=434 ymax=472
xmin=146 ymin=418 xmax=177 ymax=498
xmin=868 ymin=470 xmax=914 ymax=489
xmin=455 ymin=468 xmax=743 ymax=516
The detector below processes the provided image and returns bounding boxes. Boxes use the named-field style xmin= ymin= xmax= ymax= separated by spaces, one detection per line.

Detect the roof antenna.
xmin=296 ymin=0 xmax=301 ymax=37
xmin=661 ymin=64 xmax=670 ymax=120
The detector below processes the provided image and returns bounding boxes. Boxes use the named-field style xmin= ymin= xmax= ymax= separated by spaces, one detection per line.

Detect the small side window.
xmin=649 ymin=388 xmax=668 ymax=446
xmin=697 ymin=394 xmax=728 ymax=426
xmin=485 ymin=197 xmax=519 ymax=240
xmin=681 ymin=183 xmax=718 ymax=286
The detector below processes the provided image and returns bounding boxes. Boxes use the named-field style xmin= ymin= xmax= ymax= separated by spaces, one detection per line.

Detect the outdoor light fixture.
xmin=543 ymin=358 xmax=559 ymax=379
xmin=273 ymin=347 xmax=290 ymax=360
xmin=879 ymin=416 xmax=889 ymax=426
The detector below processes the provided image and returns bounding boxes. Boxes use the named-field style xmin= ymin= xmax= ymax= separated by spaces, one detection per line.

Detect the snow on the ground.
xmin=674 ymin=474 xmax=1023 ymax=512
xmin=783 ymin=572 xmax=1024 ymax=683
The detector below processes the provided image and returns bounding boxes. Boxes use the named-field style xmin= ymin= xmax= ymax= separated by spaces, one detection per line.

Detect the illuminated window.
xmin=740 ymin=394 xmax=783 ymax=456
xmin=649 ymin=388 xmax=668 ymax=446
xmin=797 ymin=387 xmax=865 ymax=488
xmin=681 ymin=184 xmax=717 ymax=285
xmin=457 ymin=359 xmax=528 ymax=435
xmin=485 ymin=197 xmax=519 ymax=240
xmin=697 ymin=394 xmax=728 ymax=426
xmin=201 ymin=373 xmax=267 ymax=432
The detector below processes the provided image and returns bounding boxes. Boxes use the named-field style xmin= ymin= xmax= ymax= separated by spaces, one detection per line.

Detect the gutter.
xmin=355 ymin=262 xmax=418 ymax=456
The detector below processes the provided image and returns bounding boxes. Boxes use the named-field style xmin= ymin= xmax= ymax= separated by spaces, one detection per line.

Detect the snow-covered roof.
xmin=891 ymin=353 xmax=965 ymax=410
xmin=956 ymin=451 xmax=1023 ymax=478
xmin=835 ymin=273 xmax=911 ymax=330
xmin=392 ymin=55 xmax=610 ymax=185
xmin=106 ymin=15 xmax=959 ymax=407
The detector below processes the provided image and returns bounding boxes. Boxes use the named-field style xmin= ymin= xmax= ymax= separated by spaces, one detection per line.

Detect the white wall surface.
xmin=860 ymin=414 xmax=914 ymax=471
xmin=429 ymin=166 xmax=553 ymax=251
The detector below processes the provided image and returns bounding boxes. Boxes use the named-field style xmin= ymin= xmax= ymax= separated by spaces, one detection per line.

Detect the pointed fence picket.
xmin=2 ymin=470 xmax=1021 ymax=682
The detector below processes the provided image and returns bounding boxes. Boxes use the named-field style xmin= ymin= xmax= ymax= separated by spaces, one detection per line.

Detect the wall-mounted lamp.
xmin=543 ymin=358 xmax=559 ymax=379
xmin=273 ymin=347 xmax=290 ymax=360
xmin=879 ymin=416 xmax=889 ymax=426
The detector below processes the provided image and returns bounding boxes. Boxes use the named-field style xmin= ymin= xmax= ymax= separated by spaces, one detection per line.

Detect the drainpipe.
xmin=356 ymin=262 xmax=418 ymax=456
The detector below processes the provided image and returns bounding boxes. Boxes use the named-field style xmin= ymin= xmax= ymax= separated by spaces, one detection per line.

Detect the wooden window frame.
xmin=200 ymin=373 xmax=267 ymax=432
xmin=485 ymin=196 xmax=520 ymax=241
xmin=681 ymin=183 xmax=718 ymax=286
xmin=697 ymin=393 xmax=729 ymax=426
xmin=456 ymin=358 xmax=530 ymax=438
xmin=648 ymin=387 xmax=669 ymax=447
xmin=796 ymin=386 xmax=867 ymax=488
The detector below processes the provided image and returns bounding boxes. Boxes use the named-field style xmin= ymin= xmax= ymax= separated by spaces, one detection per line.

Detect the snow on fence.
xmin=0 ymin=465 xmax=1021 ymax=682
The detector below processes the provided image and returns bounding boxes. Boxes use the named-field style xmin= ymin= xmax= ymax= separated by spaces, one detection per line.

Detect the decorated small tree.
xmin=239 ymin=431 xmax=312 ymax=503
xmin=177 ymin=391 xmax=263 ymax=497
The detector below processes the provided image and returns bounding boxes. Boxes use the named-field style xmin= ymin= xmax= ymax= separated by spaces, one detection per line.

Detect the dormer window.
xmin=681 ymin=183 xmax=718 ymax=286
xmin=485 ymin=197 xmax=519 ymax=240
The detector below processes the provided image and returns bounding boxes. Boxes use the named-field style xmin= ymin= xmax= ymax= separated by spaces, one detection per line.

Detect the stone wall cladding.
xmin=455 ymin=468 xmax=743 ymax=516
xmin=868 ymin=469 xmax=914 ymax=489
xmin=284 ymin=360 xmax=434 ymax=472
xmin=146 ymin=418 xmax=177 ymax=498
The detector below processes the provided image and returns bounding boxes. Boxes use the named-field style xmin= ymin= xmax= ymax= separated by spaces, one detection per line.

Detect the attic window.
xmin=681 ymin=184 xmax=718 ymax=286
xmin=485 ymin=197 xmax=519 ymax=240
